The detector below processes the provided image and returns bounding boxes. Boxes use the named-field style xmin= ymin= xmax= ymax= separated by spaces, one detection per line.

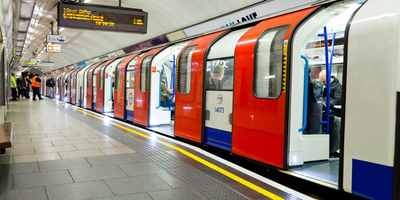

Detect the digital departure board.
xmin=58 ymin=3 xmax=148 ymax=33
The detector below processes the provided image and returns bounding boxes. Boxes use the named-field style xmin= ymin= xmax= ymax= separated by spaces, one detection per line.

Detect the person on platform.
xmin=31 ymin=74 xmax=43 ymax=100
xmin=10 ymin=73 xmax=18 ymax=101
xmin=48 ymin=76 xmax=55 ymax=99
xmin=18 ymin=75 xmax=28 ymax=99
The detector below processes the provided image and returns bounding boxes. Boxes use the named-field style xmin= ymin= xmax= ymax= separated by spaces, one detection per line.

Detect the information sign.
xmin=58 ymin=3 xmax=148 ymax=33
xmin=47 ymin=44 xmax=61 ymax=52
xmin=46 ymin=35 xmax=67 ymax=43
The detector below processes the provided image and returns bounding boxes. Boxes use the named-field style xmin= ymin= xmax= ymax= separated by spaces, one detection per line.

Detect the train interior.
xmin=103 ymin=59 xmax=122 ymax=116
xmin=288 ymin=0 xmax=362 ymax=186
xmin=124 ymin=56 xmax=140 ymax=122
xmin=63 ymin=72 xmax=71 ymax=101
xmin=148 ymin=42 xmax=191 ymax=135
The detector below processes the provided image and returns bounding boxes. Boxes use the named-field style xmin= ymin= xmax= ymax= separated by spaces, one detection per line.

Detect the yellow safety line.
xmin=49 ymin=99 xmax=285 ymax=199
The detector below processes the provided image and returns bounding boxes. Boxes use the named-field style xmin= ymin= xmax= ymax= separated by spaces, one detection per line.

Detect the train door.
xmin=124 ymin=57 xmax=140 ymax=122
xmin=71 ymin=70 xmax=79 ymax=104
xmin=288 ymin=1 xmax=362 ymax=185
xmin=148 ymin=42 xmax=191 ymax=135
xmin=96 ymin=59 xmax=116 ymax=113
xmin=231 ymin=8 xmax=318 ymax=169
xmin=203 ymin=28 xmax=250 ymax=151
xmin=63 ymin=72 xmax=71 ymax=102
xmin=175 ymin=31 xmax=228 ymax=142
xmin=104 ymin=58 xmax=123 ymax=115
xmin=87 ymin=62 xmax=103 ymax=110
xmin=77 ymin=64 xmax=92 ymax=106
xmin=83 ymin=67 xmax=90 ymax=108
xmin=114 ymin=53 xmax=140 ymax=120
xmin=134 ymin=46 xmax=166 ymax=126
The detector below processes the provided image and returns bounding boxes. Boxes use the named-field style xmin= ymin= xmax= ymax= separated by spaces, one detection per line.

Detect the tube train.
xmin=39 ymin=0 xmax=400 ymax=199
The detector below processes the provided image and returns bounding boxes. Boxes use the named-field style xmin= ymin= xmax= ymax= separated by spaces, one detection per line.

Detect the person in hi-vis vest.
xmin=31 ymin=74 xmax=43 ymax=100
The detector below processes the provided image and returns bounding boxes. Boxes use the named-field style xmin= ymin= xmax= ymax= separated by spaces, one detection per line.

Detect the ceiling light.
xmin=59 ymin=27 xmax=65 ymax=32
xmin=84 ymin=0 xmax=91 ymax=2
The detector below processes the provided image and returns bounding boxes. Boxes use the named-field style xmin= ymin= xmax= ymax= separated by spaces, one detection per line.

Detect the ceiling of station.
xmin=5 ymin=0 xmax=264 ymax=73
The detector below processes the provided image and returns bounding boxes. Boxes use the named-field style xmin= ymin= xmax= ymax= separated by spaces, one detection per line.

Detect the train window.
xmin=140 ymin=55 xmax=152 ymax=92
xmin=205 ymin=58 xmax=234 ymax=90
xmin=126 ymin=70 xmax=135 ymax=88
xmin=254 ymin=25 xmax=289 ymax=98
xmin=100 ymin=69 xmax=104 ymax=90
xmin=115 ymin=62 xmax=123 ymax=91
xmin=178 ymin=45 xmax=196 ymax=94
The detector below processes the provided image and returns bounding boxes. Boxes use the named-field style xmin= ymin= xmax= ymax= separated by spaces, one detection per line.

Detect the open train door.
xmin=134 ymin=46 xmax=166 ymax=126
xmin=86 ymin=62 xmax=103 ymax=110
xmin=95 ymin=59 xmax=116 ymax=112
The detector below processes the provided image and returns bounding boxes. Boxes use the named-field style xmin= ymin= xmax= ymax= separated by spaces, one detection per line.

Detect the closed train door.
xmin=134 ymin=46 xmax=166 ymax=126
xmin=204 ymin=28 xmax=250 ymax=151
xmin=175 ymin=31 xmax=228 ymax=142
xmin=114 ymin=53 xmax=140 ymax=120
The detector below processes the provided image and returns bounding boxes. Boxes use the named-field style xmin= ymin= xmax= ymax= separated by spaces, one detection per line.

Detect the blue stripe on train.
xmin=126 ymin=110 xmax=134 ymax=122
xmin=352 ymin=159 xmax=393 ymax=200
xmin=204 ymin=127 xmax=231 ymax=151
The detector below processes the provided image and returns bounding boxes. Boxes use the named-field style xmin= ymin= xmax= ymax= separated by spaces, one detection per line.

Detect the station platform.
xmin=0 ymin=98 xmax=313 ymax=200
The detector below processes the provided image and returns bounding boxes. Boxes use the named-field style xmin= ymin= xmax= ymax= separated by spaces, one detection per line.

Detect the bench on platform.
xmin=0 ymin=122 xmax=12 ymax=154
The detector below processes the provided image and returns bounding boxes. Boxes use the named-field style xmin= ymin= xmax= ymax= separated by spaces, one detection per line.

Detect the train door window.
xmin=205 ymin=58 xmax=235 ymax=90
xmin=254 ymin=25 xmax=289 ymax=99
xmin=140 ymin=55 xmax=152 ymax=92
xmin=100 ymin=69 xmax=104 ymax=90
xmin=126 ymin=70 xmax=135 ymax=88
xmin=178 ymin=45 xmax=197 ymax=94
xmin=115 ymin=62 xmax=123 ymax=91
xmin=93 ymin=73 xmax=97 ymax=87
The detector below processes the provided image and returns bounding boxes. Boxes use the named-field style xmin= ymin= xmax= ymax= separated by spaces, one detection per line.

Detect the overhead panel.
xmin=207 ymin=27 xmax=251 ymax=60
xmin=57 ymin=2 xmax=148 ymax=34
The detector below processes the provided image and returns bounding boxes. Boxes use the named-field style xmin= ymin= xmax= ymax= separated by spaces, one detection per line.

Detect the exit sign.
xmin=47 ymin=44 xmax=61 ymax=52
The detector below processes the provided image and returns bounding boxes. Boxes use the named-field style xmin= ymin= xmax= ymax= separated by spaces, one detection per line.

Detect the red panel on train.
xmin=134 ymin=46 xmax=166 ymax=126
xmin=114 ymin=54 xmax=139 ymax=119
xmin=175 ymin=31 xmax=227 ymax=143
xmin=232 ymin=8 xmax=316 ymax=168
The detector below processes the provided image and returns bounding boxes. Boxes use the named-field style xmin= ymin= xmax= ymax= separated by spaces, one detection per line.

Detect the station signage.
xmin=47 ymin=44 xmax=61 ymax=52
xmin=46 ymin=35 xmax=67 ymax=43
xmin=57 ymin=2 xmax=148 ymax=34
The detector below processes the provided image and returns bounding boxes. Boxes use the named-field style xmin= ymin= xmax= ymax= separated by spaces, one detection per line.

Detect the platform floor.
xmin=0 ymin=98 xmax=312 ymax=200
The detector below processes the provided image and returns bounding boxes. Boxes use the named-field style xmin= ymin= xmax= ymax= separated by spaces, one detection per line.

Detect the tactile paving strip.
xmin=51 ymin=101 xmax=301 ymax=200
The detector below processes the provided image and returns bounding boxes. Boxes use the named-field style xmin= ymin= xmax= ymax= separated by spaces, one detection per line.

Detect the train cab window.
xmin=115 ymin=62 xmax=123 ymax=91
xmin=254 ymin=25 xmax=289 ymax=98
xmin=206 ymin=58 xmax=234 ymax=90
xmin=126 ymin=70 xmax=135 ymax=88
xmin=178 ymin=45 xmax=196 ymax=94
xmin=140 ymin=55 xmax=152 ymax=92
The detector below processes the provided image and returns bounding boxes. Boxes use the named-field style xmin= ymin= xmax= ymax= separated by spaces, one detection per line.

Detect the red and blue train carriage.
xmin=46 ymin=0 xmax=400 ymax=199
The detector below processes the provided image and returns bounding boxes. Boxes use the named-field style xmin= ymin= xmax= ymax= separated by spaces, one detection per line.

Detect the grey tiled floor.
xmin=0 ymin=98 xmax=306 ymax=200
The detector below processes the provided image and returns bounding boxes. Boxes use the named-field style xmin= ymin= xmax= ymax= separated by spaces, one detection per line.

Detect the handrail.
xmin=299 ymin=55 xmax=309 ymax=132
xmin=317 ymin=27 xmax=336 ymax=135
xmin=156 ymin=70 xmax=161 ymax=109
xmin=168 ymin=55 xmax=176 ymax=110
